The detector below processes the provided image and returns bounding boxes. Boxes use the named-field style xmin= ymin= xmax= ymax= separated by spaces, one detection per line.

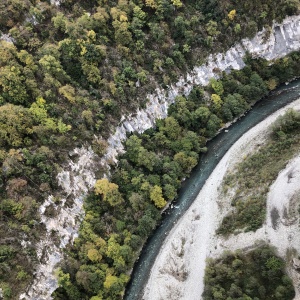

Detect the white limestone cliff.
xmin=102 ymin=14 xmax=300 ymax=165
xmin=19 ymin=14 xmax=300 ymax=300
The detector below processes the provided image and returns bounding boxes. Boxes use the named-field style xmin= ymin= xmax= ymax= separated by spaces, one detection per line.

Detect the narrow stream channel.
xmin=124 ymin=79 xmax=300 ymax=300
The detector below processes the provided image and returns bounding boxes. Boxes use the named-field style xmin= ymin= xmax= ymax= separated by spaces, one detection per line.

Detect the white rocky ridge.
xmin=0 ymin=33 xmax=15 ymax=43
xmin=20 ymin=147 xmax=96 ymax=300
xmin=102 ymin=14 xmax=300 ymax=165
xmin=50 ymin=0 xmax=61 ymax=6
xmin=20 ymin=14 xmax=300 ymax=300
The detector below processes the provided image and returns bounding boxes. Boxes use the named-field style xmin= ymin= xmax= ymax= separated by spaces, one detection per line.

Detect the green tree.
xmin=129 ymin=192 xmax=145 ymax=212
xmin=159 ymin=117 xmax=181 ymax=140
xmin=206 ymin=114 xmax=221 ymax=137
xmin=0 ymin=104 xmax=33 ymax=147
xmin=206 ymin=20 xmax=220 ymax=38
xmin=163 ymin=183 xmax=177 ymax=200
xmin=39 ymin=55 xmax=69 ymax=82
xmin=174 ymin=151 xmax=198 ymax=174
xmin=125 ymin=135 xmax=143 ymax=163
xmin=0 ymin=65 xmax=29 ymax=104
xmin=52 ymin=12 xmax=67 ymax=33
xmin=191 ymin=106 xmax=211 ymax=129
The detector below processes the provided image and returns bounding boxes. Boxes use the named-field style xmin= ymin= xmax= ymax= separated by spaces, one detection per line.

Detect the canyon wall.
xmin=19 ymin=14 xmax=300 ymax=299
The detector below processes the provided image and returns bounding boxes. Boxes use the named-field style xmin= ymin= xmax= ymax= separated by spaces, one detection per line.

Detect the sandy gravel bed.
xmin=143 ymin=98 xmax=300 ymax=300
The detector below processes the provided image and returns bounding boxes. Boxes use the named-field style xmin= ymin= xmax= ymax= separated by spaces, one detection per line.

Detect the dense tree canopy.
xmin=56 ymin=53 xmax=300 ymax=299
xmin=203 ymin=246 xmax=295 ymax=300
xmin=0 ymin=0 xmax=299 ymax=298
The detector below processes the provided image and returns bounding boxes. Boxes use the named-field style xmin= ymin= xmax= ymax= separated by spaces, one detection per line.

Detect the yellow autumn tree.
xmin=171 ymin=0 xmax=183 ymax=7
xmin=150 ymin=185 xmax=166 ymax=208
xmin=266 ymin=78 xmax=278 ymax=90
xmin=94 ymin=178 xmax=124 ymax=207
xmin=145 ymin=0 xmax=157 ymax=9
xmin=59 ymin=85 xmax=76 ymax=103
xmin=104 ymin=274 xmax=118 ymax=289
xmin=87 ymin=248 xmax=102 ymax=262
xmin=211 ymin=94 xmax=223 ymax=110
xmin=228 ymin=9 xmax=237 ymax=21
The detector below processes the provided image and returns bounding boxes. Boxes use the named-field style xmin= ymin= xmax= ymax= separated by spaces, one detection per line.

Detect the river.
xmin=124 ymin=79 xmax=300 ymax=299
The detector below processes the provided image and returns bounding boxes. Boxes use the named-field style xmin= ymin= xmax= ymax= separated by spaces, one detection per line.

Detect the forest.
xmin=51 ymin=53 xmax=300 ymax=299
xmin=203 ymin=245 xmax=295 ymax=300
xmin=0 ymin=0 xmax=300 ymax=299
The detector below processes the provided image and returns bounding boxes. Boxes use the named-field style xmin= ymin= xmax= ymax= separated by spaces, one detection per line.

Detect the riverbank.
xmin=143 ymin=98 xmax=300 ymax=300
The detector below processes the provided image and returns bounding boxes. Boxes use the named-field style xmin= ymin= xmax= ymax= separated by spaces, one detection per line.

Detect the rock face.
xmin=102 ymin=14 xmax=300 ymax=165
xmin=0 ymin=34 xmax=15 ymax=43
xmin=50 ymin=0 xmax=61 ymax=6
xmin=20 ymin=14 xmax=300 ymax=300
xmin=20 ymin=147 xmax=96 ymax=300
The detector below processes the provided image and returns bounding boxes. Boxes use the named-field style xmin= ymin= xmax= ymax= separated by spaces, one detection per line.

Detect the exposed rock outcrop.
xmin=103 ymin=15 xmax=300 ymax=165
xmin=20 ymin=14 xmax=300 ymax=300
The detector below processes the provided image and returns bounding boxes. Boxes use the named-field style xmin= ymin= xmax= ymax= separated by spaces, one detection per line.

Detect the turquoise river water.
xmin=124 ymin=79 xmax=300 ymax=300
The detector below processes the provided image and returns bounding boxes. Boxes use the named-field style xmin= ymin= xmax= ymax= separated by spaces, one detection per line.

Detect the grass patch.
xmin=218 ymin=109 xmax=300 ymax=234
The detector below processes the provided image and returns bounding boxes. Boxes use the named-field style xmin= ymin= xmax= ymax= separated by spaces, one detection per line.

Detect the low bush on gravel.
xmin=219 ymin=109 xmax=300 ymax=234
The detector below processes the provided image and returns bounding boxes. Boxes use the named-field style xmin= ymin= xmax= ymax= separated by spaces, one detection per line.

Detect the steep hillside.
xmin=0 ymin=0 xmax=300 ymax=299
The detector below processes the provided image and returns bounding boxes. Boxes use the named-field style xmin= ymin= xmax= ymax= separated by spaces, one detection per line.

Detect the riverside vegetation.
xmin=203 ymin=109 xmax=300 ymax=300
xmin=219 ymin=108 xmax=300 ymax=235
xmin=55 ymin=53 xmax=300 ymax=300
xmin=0 ymin=0 xmax=300 ymax=298
xmin=203 ymin=245 xmax=295 ymax=300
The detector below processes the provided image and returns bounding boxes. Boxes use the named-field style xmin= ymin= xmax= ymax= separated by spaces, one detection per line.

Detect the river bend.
xmin=125 ymin=79 xmax=300 ymax=299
